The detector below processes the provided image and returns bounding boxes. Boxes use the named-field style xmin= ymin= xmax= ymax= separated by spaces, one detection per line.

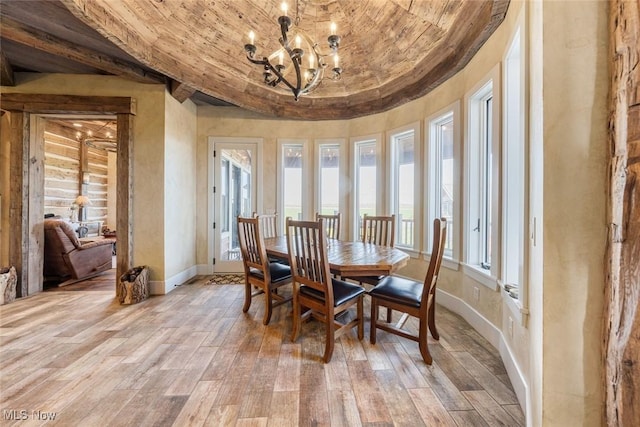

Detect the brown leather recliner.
xmin=44 ymin=219 xmax=113 ymax=281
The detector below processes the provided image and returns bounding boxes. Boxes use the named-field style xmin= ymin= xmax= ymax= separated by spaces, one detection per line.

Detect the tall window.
xmin=466 ymin=75 xmax=497 ymax=280
xmin=503 ymin=26 xmax=525 ymax=299
xmin=389 ymin=129 xmax=416 ymax=249
xmin=281 ymin=144 xmax=304 ymax=221
xmin=427 ymin=105 xmax=458 ymax=260
xmin=318 ymin=144 xmax=340 ymax=215
xmin=353 ymin=139 xmax=378 ymax=238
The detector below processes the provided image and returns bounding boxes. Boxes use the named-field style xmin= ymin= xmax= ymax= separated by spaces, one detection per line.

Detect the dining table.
xmin=263 ymin=236 xmax=410 ymax=278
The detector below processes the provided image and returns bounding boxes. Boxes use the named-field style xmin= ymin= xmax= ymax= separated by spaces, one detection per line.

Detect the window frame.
xmin=463 ymin=66 xmax=501 ymax=290
xmin=425 ymin=101 xmax=461 ymax=269
xmin=314 ymin=138 xmax=347 ymax=232
xmin=386 ymin=122 xmax=421 ymax=254
xmin=502 ymin=15 xmax=530 ymax=323
xmin=277 ymin=138 xmax=311 ymax=228
xmin=350 ymin=133 xmax=383 ymax=241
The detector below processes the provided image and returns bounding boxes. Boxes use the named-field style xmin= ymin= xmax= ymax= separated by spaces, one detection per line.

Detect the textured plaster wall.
xmin=541 ymin=1 xmax=607 ymax=424
xmin=1 ymin=74 xmax=167 ymax=280
xmin=164 ymin=96 xmax=198 ymax=280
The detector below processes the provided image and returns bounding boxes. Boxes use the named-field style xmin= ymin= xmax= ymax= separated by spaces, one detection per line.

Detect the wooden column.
xmin=116 ymin=113 xmax=133 ymax=297
xmin=604 ymin=1 xmax=640 ymax=426
xmin=8 ymin=111 xmax=29 ymax=297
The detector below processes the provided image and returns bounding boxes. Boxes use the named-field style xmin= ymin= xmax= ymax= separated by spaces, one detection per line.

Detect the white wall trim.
xmin=149 ymin=265 xmax=198 ymax=295
xmin=435 ymin=288 xmax=528 ymax=418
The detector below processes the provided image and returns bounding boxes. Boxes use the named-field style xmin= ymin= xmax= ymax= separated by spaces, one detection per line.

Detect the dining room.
xmin=1 ymin=0 xmax=632 ymax=425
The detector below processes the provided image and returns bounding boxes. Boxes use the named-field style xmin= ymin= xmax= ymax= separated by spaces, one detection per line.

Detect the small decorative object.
xmin=102 ymin=226 xmax=116 ymax=238
xmin=0 ymin=266 xmax=17 ymax=305
xmin=118 ymin=266 xmax=149 ymax=305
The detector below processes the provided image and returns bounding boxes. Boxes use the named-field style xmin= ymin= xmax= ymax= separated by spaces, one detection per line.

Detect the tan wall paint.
xmin=164 ymin=95 xmax=198 ymax=280
xmin=1 ymin=74 xmax=168 ymax=281
xmin=542 ymin=1 xmax=607 ymax=425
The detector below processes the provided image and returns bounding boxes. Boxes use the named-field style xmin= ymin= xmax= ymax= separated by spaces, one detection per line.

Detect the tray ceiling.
xmin=1 ymin=0 xmax=510 ymax=120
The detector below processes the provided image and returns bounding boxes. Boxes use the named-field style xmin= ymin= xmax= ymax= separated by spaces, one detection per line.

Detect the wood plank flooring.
xmin=0 ymin=276 xmax=524 ymax=426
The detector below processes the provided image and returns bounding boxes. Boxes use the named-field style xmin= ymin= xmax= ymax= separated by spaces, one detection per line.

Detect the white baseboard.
xmin=148 ymin=265 xmax=198 ymax=295
xmin=435 ymin=288 xmax=528 ymax=417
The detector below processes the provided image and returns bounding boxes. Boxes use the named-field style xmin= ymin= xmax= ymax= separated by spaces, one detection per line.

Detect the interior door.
xmin=212 ymin=143 xmax=257 ymax=272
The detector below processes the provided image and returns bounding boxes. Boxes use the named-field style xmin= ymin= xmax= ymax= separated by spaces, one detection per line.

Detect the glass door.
xmin=213 ymin=143 xmax=257 ymax=272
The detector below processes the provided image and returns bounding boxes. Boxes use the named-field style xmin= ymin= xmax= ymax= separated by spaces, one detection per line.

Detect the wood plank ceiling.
xmin=1 ymin=0 xmax=510 ymax=120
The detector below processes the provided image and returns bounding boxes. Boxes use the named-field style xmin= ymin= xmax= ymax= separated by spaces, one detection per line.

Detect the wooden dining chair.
xmin=237 ymin=216 xmax=293 ymax=325
xmin=253 ymin=212 xmax=279 ymax=238
xmin=346 ymin=214 xmax=397 ymax=288
xmin=361 ymin=214 xmax=395 ymax=246
xmin=286 ymin=217 xmax=365 ymax=363
xmin=316 ymin=213 xmax=341 ymax=240
xmin=368 ymin=217 xmax=447 ymax=364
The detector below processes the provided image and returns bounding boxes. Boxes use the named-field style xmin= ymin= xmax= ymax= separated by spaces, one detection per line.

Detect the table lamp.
xmin=75 ymin=195 xmax=91 ymax=221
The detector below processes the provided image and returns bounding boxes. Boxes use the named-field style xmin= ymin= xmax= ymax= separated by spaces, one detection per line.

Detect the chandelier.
xmin=244 ymin=1 xmax=342 ymax=101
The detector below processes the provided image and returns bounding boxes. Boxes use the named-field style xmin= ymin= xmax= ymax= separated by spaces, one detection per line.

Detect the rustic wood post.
xmin=8 ymin=111 xmax=29 ymax=298
xmin=604 ymin=1 xmax=640 ymax=426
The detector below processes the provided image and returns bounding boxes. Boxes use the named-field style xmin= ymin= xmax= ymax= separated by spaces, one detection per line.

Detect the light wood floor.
xmin=1 ymin=275 xmax=524 ymax=426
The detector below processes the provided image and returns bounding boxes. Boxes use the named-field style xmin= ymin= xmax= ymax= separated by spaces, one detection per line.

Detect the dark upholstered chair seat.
xmin=300 ymin=279 xmax=365 ymax=307
xmin=368 ymin=276 xmax=423 ymax=308
xmin=249 ymin=262 xmax=291 ymax=283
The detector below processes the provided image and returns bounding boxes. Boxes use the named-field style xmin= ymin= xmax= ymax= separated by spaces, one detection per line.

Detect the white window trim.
xmin=386 ymin=122 xmax=421 ymax=255
xmin=501 ymin=11 xmax=529 ymax=325
xmin=277 ymin=138 xmax=311 ymax=227
xmin=463 ymin=65 xmax=501 ymax=289
xmin=314 ymin=138 xmax=347 ymax=233
xmin=350 ymin=133 xmax=383 ymax=242
xmin=425 ymin=101 xmax=461 ymax=268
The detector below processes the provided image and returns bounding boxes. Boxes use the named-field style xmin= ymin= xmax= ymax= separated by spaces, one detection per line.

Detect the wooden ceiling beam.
xmin=0 ymin=17 xmax=165 ymax=85
xmin=0 ymin=93 xmax=136 ymax=115
xmin=0 ymin=51 xmax=15 ymax=86
xmin=170 ymin=80 xmax=197 ymax=103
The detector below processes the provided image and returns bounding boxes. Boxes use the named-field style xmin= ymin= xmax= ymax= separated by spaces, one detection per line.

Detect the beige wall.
xmin=164 ymin=95 xmax=198 ymax=280
xmin=541 ymin=0 xmax=607 ymax=425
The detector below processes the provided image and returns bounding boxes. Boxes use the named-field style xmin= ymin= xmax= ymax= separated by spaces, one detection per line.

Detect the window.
xmin=427 ymin=102 xmax=460 ymax=261
xmin=352 ymin=135 xmax=381 ymax=240
xmin=317 ymin=142 xmax=341 ymax=215
xmin=465 ymin=69 xmax=499 ymax=286
xmin=278 ymin=140 xmax=310 ymax=225
xmin=388 ymin=126 xmax=418 ymax=250
xmin=502 ymin=26 xmax=526 ymax=301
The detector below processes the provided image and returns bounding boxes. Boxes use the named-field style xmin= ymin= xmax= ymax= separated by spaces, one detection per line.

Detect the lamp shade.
xmin=74 ymin=195 xmax=91 ymax=206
